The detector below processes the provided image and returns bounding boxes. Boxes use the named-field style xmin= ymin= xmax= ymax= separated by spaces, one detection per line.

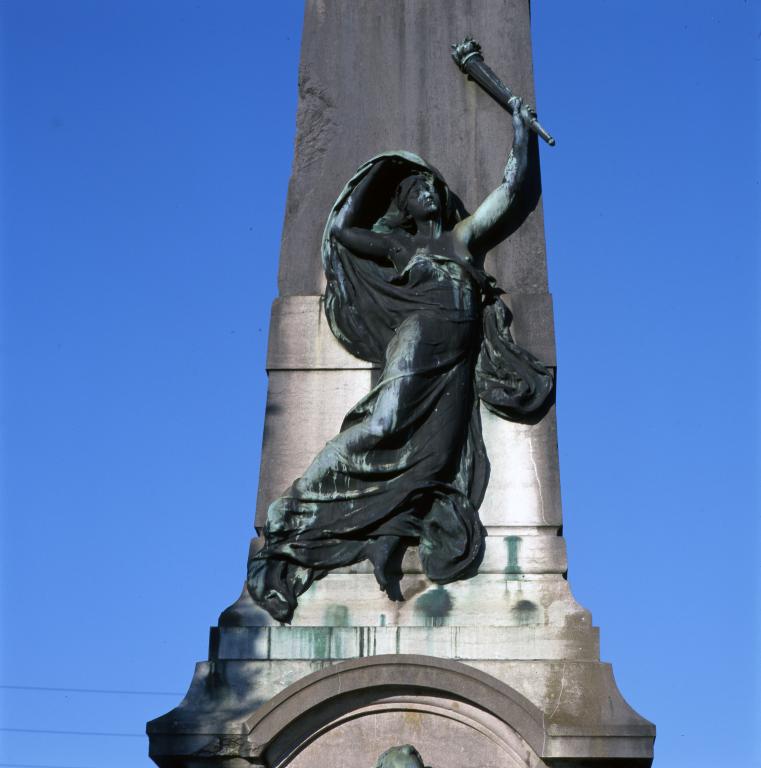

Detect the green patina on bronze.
xmin=374 ymin=744 xmax=426 ymax=768
xmin=247 ymin=100 xmax=553 ymax=624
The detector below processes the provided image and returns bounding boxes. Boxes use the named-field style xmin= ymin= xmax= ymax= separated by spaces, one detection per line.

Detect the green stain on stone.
xmin=504 ymin=536 xmax=522 ymax=576
xmin=512 ymin=599 xmax=538 ymax=625
xmin=310 ymin=627 xmax=331 ymax=659
xmin=324 ymin=604 xmax=349 ymax=627
xmin=414 ymin=586 xmax=453 ymax=627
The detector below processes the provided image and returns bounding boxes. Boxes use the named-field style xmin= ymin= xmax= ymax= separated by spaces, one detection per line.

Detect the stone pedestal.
xmin=148 ymin=1 xmax=654 ymax=765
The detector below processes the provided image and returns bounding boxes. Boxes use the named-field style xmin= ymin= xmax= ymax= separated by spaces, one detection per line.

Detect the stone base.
xmin=148 ymin=569 xmax=654 ymax=767
xmin=147 ymin=654 xmax=653 ymax=768
xmin=149 ymin=538 xmax=654 ymax=766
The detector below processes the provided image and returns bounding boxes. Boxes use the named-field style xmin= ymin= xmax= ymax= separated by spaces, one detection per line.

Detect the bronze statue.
xmin=374 ymin=744 xmax=426 ymax=768
xmin=247 ymin=94 xmax=552 ymax=623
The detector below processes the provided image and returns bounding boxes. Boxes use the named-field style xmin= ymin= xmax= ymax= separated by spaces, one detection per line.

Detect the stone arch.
xmin=244 ymin=654 xmax=548 ymax=767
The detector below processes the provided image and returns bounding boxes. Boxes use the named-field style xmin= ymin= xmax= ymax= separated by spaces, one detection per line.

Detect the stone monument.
xmin=148 ymin=2 xmax=655 ymax=766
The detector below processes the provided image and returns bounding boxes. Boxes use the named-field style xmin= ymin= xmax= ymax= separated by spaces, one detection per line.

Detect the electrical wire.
xmin=0 ymin=763 xmax=98 ymax=768
xmin=0 ymin=684 xmax=182 ymax=696
xmin=0 ymin=727 xmax=144 ymax=738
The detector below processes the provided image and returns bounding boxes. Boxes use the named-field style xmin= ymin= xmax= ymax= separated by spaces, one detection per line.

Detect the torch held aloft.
xmin=451 ymin=37 xmax=556 ymax=147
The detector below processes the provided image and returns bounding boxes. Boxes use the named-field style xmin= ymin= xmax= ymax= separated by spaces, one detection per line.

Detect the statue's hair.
xmin=374 ymin=743 xmax=425 ymax=768
xmin=396 ymin=172 xmax=434 ymax=212
xmin=377 ymin=172 xmax=442 ymax=235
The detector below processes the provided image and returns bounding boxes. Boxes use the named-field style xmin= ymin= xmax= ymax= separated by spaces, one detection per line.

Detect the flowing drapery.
xmin=247 ymin=153 xmax=553 ymax=622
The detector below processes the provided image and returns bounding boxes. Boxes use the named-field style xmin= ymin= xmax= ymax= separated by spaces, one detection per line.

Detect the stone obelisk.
xmin=148 ymin=2 xmax=655 ymax=766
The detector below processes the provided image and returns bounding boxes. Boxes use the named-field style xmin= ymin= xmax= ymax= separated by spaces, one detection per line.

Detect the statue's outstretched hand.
xmin=507 ymin=95 xmax=536 ymax=130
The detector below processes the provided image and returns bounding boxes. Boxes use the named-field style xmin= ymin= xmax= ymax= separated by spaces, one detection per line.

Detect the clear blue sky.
xmin=1 ymin=2 xmax=758 ymax=767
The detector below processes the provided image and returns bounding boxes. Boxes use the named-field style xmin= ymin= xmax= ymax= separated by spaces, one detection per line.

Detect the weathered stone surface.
xmin=479 ymin=404 xmax=563 ymax=528
xmin=212 ymin=624 xmax=599 ymax=662
xmin=265 ymin=296 xmax=374 ymax=371
xmin=151 ymin=657 xmax=647 ymax=738
xmin=148 ymin=656 xmax=653 ymax=766
xmin=255 ymin=368 xmax=373 ymax=525
xmin=283 ymin=705 xmax=544 ymax=768
xmin=505 ymin=292 xmax=557 ymax=366
xmin=278 ymin=0 xmax=548 ymax=298
xmin=222 ymin=572 xmax=590 ymax=629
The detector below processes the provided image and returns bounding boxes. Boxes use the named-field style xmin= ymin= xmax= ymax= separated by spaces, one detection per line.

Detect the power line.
xmin=0 ymin=684 xmax=182 ymax=696
xmin=0 ymin=727 xmax=144 ymax=738
xmin=0 ymin=763 xmax=97 ymax=768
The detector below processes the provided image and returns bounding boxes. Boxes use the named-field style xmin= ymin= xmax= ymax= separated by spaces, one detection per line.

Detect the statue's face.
xmin=404 ymin=177 xmax=440 ymax=221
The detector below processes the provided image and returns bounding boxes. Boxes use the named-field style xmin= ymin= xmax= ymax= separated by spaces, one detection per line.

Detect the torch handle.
xmin=452 ymin=39 xmax=556 ymax=147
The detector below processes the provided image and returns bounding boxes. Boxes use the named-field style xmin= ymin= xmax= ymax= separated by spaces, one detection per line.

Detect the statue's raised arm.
xmin=454 ymin=96 xmax=534 ymax=252
xmin=330 ymin=161 xmax=404 ymax=266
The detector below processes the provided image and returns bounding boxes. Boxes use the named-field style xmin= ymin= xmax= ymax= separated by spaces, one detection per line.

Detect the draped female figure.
xmin=247 ymin=97 xmax=553 ymax=623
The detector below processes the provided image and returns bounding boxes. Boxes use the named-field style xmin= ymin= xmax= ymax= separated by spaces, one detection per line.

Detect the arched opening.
xmin=244 ymin=655 xmax=548 ymax=767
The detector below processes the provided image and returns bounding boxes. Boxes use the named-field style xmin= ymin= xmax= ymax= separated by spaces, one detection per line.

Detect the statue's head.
xmin=374 ymin=162 xmax=452 ymax=235
xmin=374 ymin=744 xmax=426 ymax=768
xmin=395 ymin=172 xmax=441 ymax=224
xmin=326 ymin=152 xmax=465 ymax=247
